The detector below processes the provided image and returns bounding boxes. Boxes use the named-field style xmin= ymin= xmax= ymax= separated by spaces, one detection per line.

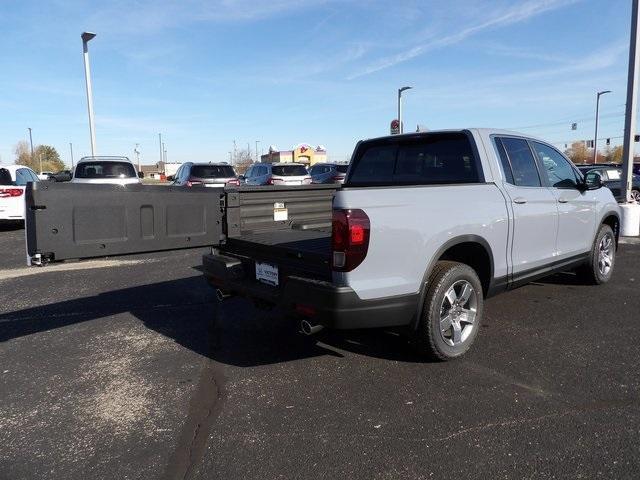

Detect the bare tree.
xmin=565 ymin=141 xmax=590 ymax=164
xmin=14 ymin=141 xmax=32 ymax=166
xmin=233 ymin=148 xmax=254 ymax=174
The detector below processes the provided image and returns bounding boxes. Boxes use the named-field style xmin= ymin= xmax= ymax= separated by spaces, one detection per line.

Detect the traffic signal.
xmin=606 ymin=138 xmax=610 ymax=146
xmin=635 ymin=135 xmax=640 ymax=142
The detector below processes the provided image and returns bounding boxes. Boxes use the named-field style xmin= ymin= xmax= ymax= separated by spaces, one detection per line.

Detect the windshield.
xmin=75 ymin=161 xmax=137 ymax=179
xmin=191 ymin=165 xmax=236 ymax=178
xmin=336 ymin=165 xmax=349 ymax=173
xmin=0 ymin=168 xmax=13 ymax=185
xmin=272 ymin=165 xmax=308 ymax=176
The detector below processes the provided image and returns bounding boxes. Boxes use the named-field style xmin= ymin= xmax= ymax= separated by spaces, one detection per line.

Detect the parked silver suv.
xmin=72 ymin=156 xmax=141 ymax=185
xmin=243 ymin=163 xmax=311 ymax=186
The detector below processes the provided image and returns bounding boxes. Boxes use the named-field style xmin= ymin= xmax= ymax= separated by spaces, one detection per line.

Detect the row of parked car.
xmin=168 ymin=161 xmax=349 ymax=187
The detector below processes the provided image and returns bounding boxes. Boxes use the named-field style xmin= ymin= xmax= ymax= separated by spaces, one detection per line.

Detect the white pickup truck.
xmin=25 ymin=129 xmax=621 ymax=360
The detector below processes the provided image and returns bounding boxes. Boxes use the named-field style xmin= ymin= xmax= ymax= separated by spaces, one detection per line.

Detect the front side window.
xmin=531 ymin=141 xmax=579 ymax=188
xmin=500 ymin=137 xmax=541 ymax=187
xmin=348 ymin=133 xmax=480 ymax=186
xmin=75 ymin=161 xmax=137 ymax=179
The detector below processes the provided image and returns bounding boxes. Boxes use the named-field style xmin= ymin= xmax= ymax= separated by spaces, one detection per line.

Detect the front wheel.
xmin=577 ymin=224 xmax=616 ymax=285
xmin=412 ymin=261 xmax=484 ymax=361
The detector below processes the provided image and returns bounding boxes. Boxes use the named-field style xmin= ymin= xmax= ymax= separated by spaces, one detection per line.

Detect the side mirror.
xmin=584 ymin=171 xmax=604 ymax=190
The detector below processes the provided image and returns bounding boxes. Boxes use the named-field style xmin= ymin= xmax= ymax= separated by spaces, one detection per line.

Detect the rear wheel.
xmin=413 ymin=261 xmax=484 ymax=361
xmin=577 ymin=224 xmax=616 ymax=284
xmin=631 ymin=189 xmax=640 ymax=203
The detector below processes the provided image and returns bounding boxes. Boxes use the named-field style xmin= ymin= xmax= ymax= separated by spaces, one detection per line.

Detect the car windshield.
xmin=336 ymin=165 xmax=349 ymax=173
xmin=191 ymin=165 xmax=236 ymax=178
xmin=0 ymin=168 xmax=13 ymax=185
xmin=271 ymin=165 xmax=308 ymax=176
xmin=75 ymin=161 xmax=137 ymax=179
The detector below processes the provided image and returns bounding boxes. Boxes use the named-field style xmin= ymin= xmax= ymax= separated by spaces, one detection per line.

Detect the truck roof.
xmin=363 ymin=128 xmax=542 ymax=143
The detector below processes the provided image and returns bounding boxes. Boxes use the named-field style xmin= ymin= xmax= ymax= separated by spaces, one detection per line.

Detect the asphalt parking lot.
xmin=1 ymin=223 xmax=640 ymax=480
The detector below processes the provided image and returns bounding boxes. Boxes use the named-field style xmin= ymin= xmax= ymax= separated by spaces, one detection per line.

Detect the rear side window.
xmin=336 ymin=165 xmax=349 ymax=173
xmin=272 ymin=165 xmax=308 ymax=176
xmin=0 ymin=168 xmax=14 ymax=185
xmin=15 ymin=169 xmax=33 ymax=186
xmin=348 ymin=133 xmax=480 ymax=186
xmin=500 ymin=137 xmax=541 ymax=187
xmin=191 ymin=165 xmax=236 ymax=178
xmin=494 ymin=138 xmax=515 ymax=184
xmin=76 ymin=161 xmax=136 ymax=179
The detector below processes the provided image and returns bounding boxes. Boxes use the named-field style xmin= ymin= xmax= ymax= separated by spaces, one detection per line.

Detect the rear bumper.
xmin=202 ymin=252 xmax=418 ymax=330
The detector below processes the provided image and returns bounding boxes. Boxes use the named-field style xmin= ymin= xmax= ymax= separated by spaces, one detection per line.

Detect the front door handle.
xmin=513 ymin=197 xmax=527 ymax=204
xmin=558 ymin=198 xmax=569 ymax=203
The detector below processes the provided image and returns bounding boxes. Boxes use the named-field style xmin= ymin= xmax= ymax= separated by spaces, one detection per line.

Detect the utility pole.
xmin=398 ymin=86 xmax=412 ymax=134
xmin=162 ymin=143 xmax=167 ymax=163
xmin=27 ymin=128 xmax=34 ymax=161
xmin=228 ymin=151 xmax=232 ymax=163
xmin=593 ymin=90 xmax=611 ymax=163
xmin=134 ymin=143 xmax=140 ymax=173
xmin=69 ymin=143 xmax=74 ymax=170
xmin=39 ymin=154 xmax=42 ymax=174
xmin=81 ymin=32 xmax=97 ymax=156
xmin=255 ymin=140 xmax=260 ymax=162
xmin=622 ymin=0 xmax=640 ymax=205
xmin=158 ymin=133 xmax=163 ymax=165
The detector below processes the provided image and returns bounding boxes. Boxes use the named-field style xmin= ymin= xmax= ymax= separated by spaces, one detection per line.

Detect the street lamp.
xmin=27 ymin=128 xmax=34 ymax=161
xmin=593 ymin=90 xmax=611 ymax=163
xmin=255 ymin=140 xmax=260 ymax=162
xmin=398 ymin=86 xmax=412 ymax=134
xmin=81 ymin=32 xmax=97 ymax=156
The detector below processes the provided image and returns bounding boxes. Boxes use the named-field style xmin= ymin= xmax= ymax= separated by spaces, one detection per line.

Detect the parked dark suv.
xmin=172 ymin=162 xmax=239 ymax=187
xmin=309 ymin=163 xmax=349 ymax=184
xmin=577 ymin=165 xmax=640 ymax=202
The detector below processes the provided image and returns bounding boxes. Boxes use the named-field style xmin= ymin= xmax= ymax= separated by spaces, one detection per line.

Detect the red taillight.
xmin=332 ymin=208 xmax=370 ymax=272
xmin=295 ymin=304 xmax=317 ymax=317
xmin=332 ymin=175 xmax=345 ymax=182
xmin=303 ymin=176 xmax=312 ymax=184
xmin=186 ymin=180 xmax=203 ymax=187
xmin=226 ymin=179 xmax=240 ymax=186
xmin=0 ymin=188 xmax=23 ymax=198
xmin=266 ymin=178 xmax=274 ymax=185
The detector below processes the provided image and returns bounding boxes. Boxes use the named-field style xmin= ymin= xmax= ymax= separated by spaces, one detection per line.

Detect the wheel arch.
xmin=600 ymin=211 xmax=620 ymax=246
xmin=410 ymin=235 xmax=495 ymax=331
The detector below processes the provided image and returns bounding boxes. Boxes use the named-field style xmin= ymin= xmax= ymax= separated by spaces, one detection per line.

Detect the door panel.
xmin=502 ymin=183 xmax=558 ymax=274
xmin=26 ymin=182 xmax=224 ymax=263
xmin=550 ymin=188 xmax=596 ymax=257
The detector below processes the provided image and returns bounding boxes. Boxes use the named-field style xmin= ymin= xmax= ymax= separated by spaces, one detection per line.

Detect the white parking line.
xmin=0 ymin=259 xmax=154 ymax=282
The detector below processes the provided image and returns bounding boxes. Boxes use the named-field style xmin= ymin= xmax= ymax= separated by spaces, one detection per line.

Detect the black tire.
xmin=577 ymin=224 xmax=616 ymax=285
xmin=412 ymin=261 xmax=484 ymax=361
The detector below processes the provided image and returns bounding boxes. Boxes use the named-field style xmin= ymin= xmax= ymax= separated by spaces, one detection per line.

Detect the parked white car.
xmin=0 ymin=165 xmax=39 ymax=222
xmin=37 ymin=171 xmax=54 ymax=181
xmin=72 ymin=156 xmax=141 ymax=185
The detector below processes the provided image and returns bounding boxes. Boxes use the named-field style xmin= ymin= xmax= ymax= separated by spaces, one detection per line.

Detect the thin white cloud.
xmin=347 ymin=0 xmax=582 ymax=79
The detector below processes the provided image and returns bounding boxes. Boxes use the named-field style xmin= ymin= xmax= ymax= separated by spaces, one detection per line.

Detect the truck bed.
xmin=223 ymin=228 xmax=332 ymax=280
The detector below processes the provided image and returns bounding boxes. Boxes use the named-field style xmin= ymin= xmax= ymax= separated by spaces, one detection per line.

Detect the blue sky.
xmin=0 ymin=0 xmax=634 ymax=167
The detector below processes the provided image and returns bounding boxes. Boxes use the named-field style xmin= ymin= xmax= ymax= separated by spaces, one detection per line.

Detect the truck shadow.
xmin=0 ymin=274 xmax=423 ymax=366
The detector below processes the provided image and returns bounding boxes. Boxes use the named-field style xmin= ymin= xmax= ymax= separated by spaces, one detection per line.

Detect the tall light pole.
xmin=255 ymin=140 xmax=260 ymax=162
xmin=27 ymin=128 xmax=34 ymax=161
xmin=593 ymin=90 xmax=611 ymax=163
xmin=158 ymin=133 xmax=163 ymax=164
xmin=81 ymin=32 xmax=97 ymax=156
xmin=398 ymin=86 xmax=412 ymax=134
xmin=134 ymin=144 xmax=140 ymax=172
xmin=69 ymin=143 xmax=74 ymax=170
xmin=622 ymin=0 xmax=640 ymax=204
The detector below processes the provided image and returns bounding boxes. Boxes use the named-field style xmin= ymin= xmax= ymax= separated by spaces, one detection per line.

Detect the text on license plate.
xmin=255 ymin=262 xmax=278 ymax=286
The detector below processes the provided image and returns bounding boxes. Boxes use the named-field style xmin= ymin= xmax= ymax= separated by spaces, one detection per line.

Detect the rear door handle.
xmin=558 ymin=198 xmax=569 ymax=203
xmin=513 ymin=197 xmax=527 ymax=204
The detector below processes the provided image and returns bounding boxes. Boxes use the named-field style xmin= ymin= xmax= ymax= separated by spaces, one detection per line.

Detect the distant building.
xmin=261 ymin=144 xmax=327 ymax=166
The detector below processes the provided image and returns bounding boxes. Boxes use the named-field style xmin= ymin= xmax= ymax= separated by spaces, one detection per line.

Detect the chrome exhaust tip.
xmin=300 ymin=319 xmax=324 ymax=336
xmin=216 ymin=288 xmax=232 ymax=302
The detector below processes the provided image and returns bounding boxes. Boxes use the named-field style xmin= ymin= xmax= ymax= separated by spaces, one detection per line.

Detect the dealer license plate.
xmin=255 ymin=262 xmax=279 ymax=286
